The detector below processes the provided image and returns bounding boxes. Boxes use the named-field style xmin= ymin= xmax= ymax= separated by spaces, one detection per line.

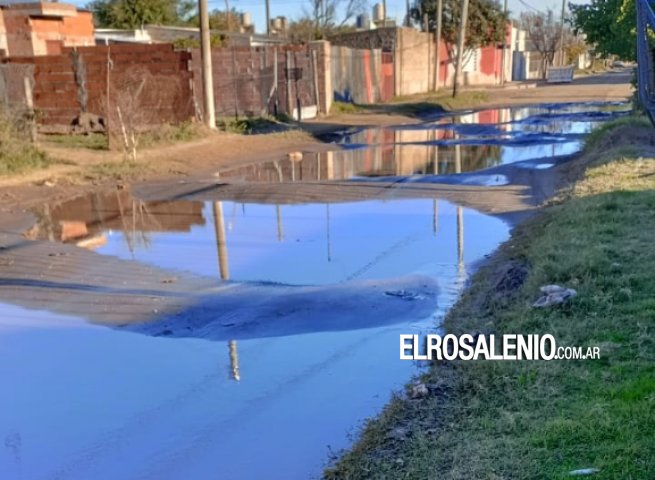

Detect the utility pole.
xmin=558 ymin=0 xmax=566 ymax=66
xmin=265 ymin=0 xmax=271 ymax=35
xmin=500 ymin=0 xmax=508 ymax=85
xmin=434 ymin=0 xmax=442 ymax=90
xmin=424 ymin=13 xmax=430 ymax=90
xmin=199 ymin=0 xmax=216 ymax=128
xmin=225 ymin=0 xmax=231 ymax=31
xmin=405 ymin=0 xmax=411 ymax=27
xmin=383 ymin=0 xmax=387 ymax=27
xmin=452 ymin=0 xmax=469 ymax=97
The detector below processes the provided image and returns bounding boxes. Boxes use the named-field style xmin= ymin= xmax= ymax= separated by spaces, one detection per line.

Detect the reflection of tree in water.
xmin=28 ymin=194 xmax=161 ymax=254
xmin=115 ymin=197 xmax=160 ymax=255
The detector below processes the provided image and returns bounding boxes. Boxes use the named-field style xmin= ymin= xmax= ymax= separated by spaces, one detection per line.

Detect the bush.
xmin=0 ymin=111 xmax=50 ymax=175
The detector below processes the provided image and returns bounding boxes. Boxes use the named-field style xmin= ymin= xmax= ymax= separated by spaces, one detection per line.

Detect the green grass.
xmin=0 ymin=115 xmax=51 ymax=175
xmin=331 ymin=101 xmax=364 ymax=114
xmin=45 ymin=133 xmax=108 ymax=151
xmin=584 ymin=115 xmax=651 ymax=151
xmin=84 ymin=160 xmax=150 ymax=181
xmin=138 ymin=121 xmax=204 ymax=148
xmin=325 ymin=120 xmax=655 ymax=479
xmin=391 ymin=90 xmax=489 ymax=113
xmin=45 ymin=123 xmax=205 ymax=152
xmin=218 ymin=115 xmax=293 ymax=134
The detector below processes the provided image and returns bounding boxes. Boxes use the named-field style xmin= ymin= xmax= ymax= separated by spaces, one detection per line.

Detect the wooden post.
xmin=453 ymin=0 xmax=470 ymax=97
xmin=311 ymin=49 xmax=320 ymax=113
xmin=558 ymin=0 xmax=566 ymax=66
xmin=293 ymin=51 xmax=301 ymax=122
xmin=424 ymin=13 xmax=430 ymax=91
xmin=285 ymin=50 xmax=293 ymax=117
xmin=23 ymin=76 xmax=36 ymax=144
xmin=434 ymin=0 xmax=442 ymax=90
xmin=274 ymin=48 xmax=279 ymax=116
xmin=500 ymin=0 xmax=508 ymax=85
xmin=231 ymin=45 xmax=239 ymax=120
xmin=199 ymin=0 xmax=216 ymax=128
xmin=105 ymin=46 xmax=113 ymax=149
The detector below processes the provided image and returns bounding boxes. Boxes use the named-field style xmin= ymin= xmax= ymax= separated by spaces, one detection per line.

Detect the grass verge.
xmin=331 ymin=101 xmax=364 ymax=114
xmin=0 ymin=114 xmax=51 ymax=175
xmin=218 ymin=115 xmax=295 ymax=134
xmin=44 ymin=133 xmax=108 ymax=151
xmin=83 ymin=161 xmax=151 ymax=181
xmin=324 ymin=118 xmax=655 ymax=479
xmin=387 ymin=90 xmax=489 ymax=116
xmin=43 ymin=122 xmax=207 ymax=152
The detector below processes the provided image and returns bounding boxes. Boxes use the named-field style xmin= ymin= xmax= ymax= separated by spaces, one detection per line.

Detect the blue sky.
xmin=71 ymin=0 xmax=591 ymax=34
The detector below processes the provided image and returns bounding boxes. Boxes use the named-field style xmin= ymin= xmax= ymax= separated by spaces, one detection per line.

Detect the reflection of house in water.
xmin=29 ymin=190 xmax=205 ymax=250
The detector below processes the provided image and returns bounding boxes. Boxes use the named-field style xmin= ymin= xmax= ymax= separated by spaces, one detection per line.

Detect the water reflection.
xmin=27 ymin=190 xmax=205 ymax=254
xmin=35 ymin=190 xmax=491 ymax=287
xmin=213 ymin=201 xmax=230 ymax=281
xmin=3 ymin=100 xmax=627 ymax=480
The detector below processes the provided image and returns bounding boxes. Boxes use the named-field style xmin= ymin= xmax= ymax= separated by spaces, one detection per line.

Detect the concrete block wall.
xmin=395 ymin=28 xmax=436 ymax=96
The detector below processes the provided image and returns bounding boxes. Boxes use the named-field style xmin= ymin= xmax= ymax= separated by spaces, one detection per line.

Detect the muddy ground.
xmin=0 ymin=70 xmax=632 ymax=211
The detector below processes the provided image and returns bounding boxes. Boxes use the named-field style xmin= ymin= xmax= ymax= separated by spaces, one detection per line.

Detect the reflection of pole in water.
xmin=455 ymin=143 xmax=462 ymax=174
xmin=457 ymin=206 xmax=464 ymax=272
xmin=433 ymin=199 xmax=439 ymax=235
xmin=276 ymin=204 xmax=284 ymax=241
xmin=228 ymin=340 xmax=240 ymax=381
xmin=326 ymin=203 xmax=332 ymax=262
xmin=273 ymin=160 xmax=283 ymax=182
xmin=213 ymin=201 xmax=230 ymax=280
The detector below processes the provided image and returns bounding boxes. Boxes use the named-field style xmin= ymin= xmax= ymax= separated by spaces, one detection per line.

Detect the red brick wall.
xmin=4 ymin=44 xmax=195 ymax=129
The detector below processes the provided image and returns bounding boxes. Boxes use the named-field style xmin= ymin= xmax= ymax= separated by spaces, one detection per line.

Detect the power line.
xmin=517 ymin=0 xmax=546 ymax=14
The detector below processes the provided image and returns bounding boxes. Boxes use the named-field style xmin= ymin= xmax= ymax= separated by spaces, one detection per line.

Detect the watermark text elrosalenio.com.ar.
xmin=400 ymin=334 xmax=600 ymax=361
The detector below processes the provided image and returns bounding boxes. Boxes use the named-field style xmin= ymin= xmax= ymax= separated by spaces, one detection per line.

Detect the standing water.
xmin=0 ymin=102 xmax=629 ymax=480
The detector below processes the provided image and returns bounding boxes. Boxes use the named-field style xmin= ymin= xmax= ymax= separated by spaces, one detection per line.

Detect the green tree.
xmin=88 ymin=0 xmax=188 ymax=28
xmin=570 ymin=0 xmax=636 ymax=61
xmin=410 ymin=0 xmax=507 ymax=61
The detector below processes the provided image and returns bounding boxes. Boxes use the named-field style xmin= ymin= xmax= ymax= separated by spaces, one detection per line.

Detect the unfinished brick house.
xmin=0 ymin=1 xmax=94 ymax=57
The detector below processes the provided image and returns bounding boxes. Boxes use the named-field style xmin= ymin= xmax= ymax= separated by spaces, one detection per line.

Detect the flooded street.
xmin=0 ymin=102 xmax=629 ymax=479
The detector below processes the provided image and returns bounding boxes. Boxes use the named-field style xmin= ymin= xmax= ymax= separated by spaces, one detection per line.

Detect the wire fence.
xmin=192 ymin=46 xmax=319 ymax=120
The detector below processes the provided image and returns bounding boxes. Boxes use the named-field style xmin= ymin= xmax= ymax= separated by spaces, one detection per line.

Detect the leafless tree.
xmin=520 ymin=9 xmax=562 ymax=77
xmin=312 ymin=0 xmax=367 ymax=28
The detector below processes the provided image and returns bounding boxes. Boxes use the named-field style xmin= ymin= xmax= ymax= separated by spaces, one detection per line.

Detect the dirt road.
xmin=0 ymin=70 xmax=633 ymax=329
